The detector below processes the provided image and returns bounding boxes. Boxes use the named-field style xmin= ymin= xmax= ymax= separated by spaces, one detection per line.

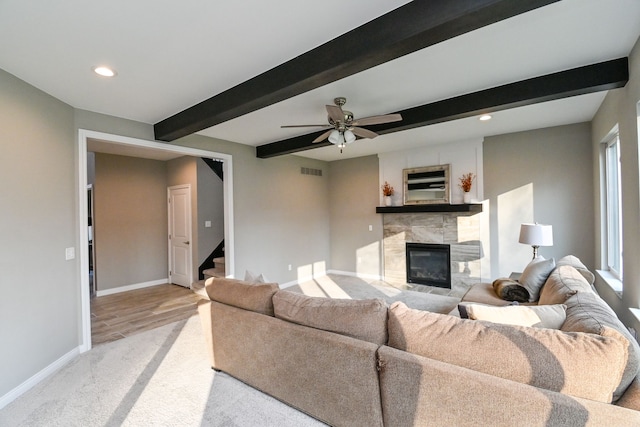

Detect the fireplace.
xmin=406 ymin=243 xmax=451 ymax=288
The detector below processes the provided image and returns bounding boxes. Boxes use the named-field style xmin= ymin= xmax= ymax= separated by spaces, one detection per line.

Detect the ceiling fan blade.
xmin=312 ymin=130 xmax=333 ymax=143
xmin=326 ymin=105 xmax=344 ymax=123
xmin=281 ymin=124 xmax=330 ymax=128
xmin=352 ymin=127 xmax=379 ymax=139
xmin=352 ymin=113 xmax=402 ymax=127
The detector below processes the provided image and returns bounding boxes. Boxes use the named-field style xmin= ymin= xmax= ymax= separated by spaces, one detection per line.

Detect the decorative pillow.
xmin=561 ymin=291 xmax=640 ymax=401
xmin=538 ymin=265 xmax=594 ymax=306
xmin=387 ymin=302 xmax=628 ymax=403
xmin=492 ymin=278 xmax=530 ymax=302
xmin=204 ymin=277 xmax=279 ymax=316
xmin=244 ymin=270 xmax=268 ymax=283
xmin=518 ymin=257 xmax=556 ymax=302
xmin=557 ymin=255 xmax=596 ymax=285
xmin=273 ymin=290 xmax=388 ymax=345
xmin=458 ymin=302 xmax=567 ymax=329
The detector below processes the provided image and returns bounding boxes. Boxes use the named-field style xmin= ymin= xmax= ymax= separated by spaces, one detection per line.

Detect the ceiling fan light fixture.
xmin=328 ymin=129 xmax=343 ymax=145
xmin=344 ymin=129 xmax=356 ymax=144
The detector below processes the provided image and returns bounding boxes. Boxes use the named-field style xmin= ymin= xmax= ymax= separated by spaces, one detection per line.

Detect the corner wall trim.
xmin=0 ymin=347 xmax=80 ymax=410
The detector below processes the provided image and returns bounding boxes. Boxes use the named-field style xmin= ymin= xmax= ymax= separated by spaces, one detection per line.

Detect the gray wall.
xmin=591 ymin=34 xmax=640 ymax=329
xmin=329 ymin=155 xmax=383 ymax=276
xmin=167 ymin=134 xmax=331 ymax=283
xmin=94 ymin=153 xmax=168 ymax=291
xmin=483 ymin=123 xmax=594 ymax=279
xmin=0 ymin=69 xmax=77 ymax=397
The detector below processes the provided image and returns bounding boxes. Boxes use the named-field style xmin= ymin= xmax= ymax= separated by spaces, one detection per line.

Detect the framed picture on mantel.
xmin=403 ymin=164 xmax=450 ymax=205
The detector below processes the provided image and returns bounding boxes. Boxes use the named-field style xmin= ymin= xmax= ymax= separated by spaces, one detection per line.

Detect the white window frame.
xmin=602 ymin=130 xmax=623 ymax=281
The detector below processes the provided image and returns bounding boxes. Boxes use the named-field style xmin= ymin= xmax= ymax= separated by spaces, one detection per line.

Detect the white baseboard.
xmin=96 ymin=278 xmax=168 ymax=297
xmin=0 ymin=346 xmax=80 ymax=410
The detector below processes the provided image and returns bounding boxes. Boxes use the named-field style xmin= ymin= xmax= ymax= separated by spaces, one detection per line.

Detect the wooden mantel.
xmin=376 ymin=204 xmax=482 ymax=214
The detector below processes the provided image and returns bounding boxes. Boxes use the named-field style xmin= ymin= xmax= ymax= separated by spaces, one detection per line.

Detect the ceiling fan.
xmin=281 ymin=97 xmax=402 ymax=152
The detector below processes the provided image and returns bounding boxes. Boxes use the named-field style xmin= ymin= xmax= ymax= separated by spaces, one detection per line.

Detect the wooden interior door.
xmin=168 ymin=185 xmax=192 ymax=288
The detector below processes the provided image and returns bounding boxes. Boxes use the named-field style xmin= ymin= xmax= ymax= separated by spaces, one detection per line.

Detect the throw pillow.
xmin=272 ymin=290 xmax=388 ymax=345
xmin=492 ymin=278 xmax=530 ymax=302
xmin=538 ymin=265 xmax=594 ymax=306
xmin=387 ymin=302 xmax=628 ymax=403
xmin=518 ymin=257 xmax=556 ymax=302
xmin=556 ymin=255 xmax=596 ymax=285
xmin=458 ymin=302 xmax=567 ymax=329
xmin=244 ymin=270 xmax=268 ymax=283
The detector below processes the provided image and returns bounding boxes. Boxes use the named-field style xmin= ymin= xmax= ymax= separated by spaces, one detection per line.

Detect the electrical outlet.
xmin=65 ymin=247 xmax=75 ymax=260
xmin=368 ymin=225 xmax=373 ymax=231
xmin=205 ymin=221 xmax=212 ymax=228
xmin=288 ymin=264 xmax=292 ymax=271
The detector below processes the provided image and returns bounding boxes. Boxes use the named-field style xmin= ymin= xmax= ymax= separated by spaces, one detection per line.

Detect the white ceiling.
xmin=1 ymin=0 xmax=639 ymax=162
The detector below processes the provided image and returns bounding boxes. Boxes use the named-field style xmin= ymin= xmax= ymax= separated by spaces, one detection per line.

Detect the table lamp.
xmin=519 ymin=223 xmax=553 ymax=260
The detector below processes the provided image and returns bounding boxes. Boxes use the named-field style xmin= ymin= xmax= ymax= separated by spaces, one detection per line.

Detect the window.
xmin=603 ymin=131 xmax=623 ymax=280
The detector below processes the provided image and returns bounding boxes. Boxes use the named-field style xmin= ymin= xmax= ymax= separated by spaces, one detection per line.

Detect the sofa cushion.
xmin=561 ymin=291 xmax=640 ymax=401
xmin=518 ymin=257 xmax=556 ymax=302
xmin=273 ymin=290 xmax=388 ymax=345
xmin=557 ymin=255 xmax=595 ymax=285
xmin=387 ymin=302 xmax=628 ymax=403
xmin=204 ymin=277 xmax=279 ymax=316
xmin=539 ymin=265 xmax=595 ymax=306
xmin=458 ymin=302 xmax=567 ymax=329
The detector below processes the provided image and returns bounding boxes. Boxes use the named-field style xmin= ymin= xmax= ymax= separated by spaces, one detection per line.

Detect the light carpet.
xmin=289 ymin=273 xmax=460 ymax=314
xmin=0 ymin=315 xmax=326 ymax=427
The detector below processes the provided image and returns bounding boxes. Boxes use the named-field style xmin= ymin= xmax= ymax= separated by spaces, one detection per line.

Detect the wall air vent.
xmin=301 ymin=167 xmax=323 ymax=177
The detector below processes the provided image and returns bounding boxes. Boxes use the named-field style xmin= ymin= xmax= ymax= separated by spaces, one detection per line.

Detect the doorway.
xmin=77 ymin=129 xmax=235 ymax=352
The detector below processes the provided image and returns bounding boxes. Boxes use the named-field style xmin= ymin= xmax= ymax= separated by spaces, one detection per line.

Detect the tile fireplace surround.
xmin=381 ymin=210 xmax=482 ymax=298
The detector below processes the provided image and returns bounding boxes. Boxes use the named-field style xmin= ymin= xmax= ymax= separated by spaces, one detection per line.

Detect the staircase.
xmin=192 ymin=257 xmax=225 ymax=297
xmin=203 ymin=257 xmax=226 ymax=279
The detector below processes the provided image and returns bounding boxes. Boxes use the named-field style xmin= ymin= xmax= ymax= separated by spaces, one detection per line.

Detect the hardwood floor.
xmin=91 ymin=284 xmax=203 ymax=345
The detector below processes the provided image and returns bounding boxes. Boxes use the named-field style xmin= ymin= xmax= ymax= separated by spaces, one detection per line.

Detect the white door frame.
xmin=168 ymin=184 xmax=193 ymax=287
xmin=77 ymin=129 xmax=235 ymax=352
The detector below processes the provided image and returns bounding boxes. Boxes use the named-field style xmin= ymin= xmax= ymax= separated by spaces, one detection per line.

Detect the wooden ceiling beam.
xmin=255 ymin=58 xmax=629 ymax=158
xmin=154 ymin=0 xmax=560 ymax=141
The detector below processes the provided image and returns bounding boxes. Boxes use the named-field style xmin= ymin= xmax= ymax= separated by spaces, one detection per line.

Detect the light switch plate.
xmin=205 ymin=221 xmax=212 ymax=228
xmin=65 ymin=247 xmax=75 ymax=260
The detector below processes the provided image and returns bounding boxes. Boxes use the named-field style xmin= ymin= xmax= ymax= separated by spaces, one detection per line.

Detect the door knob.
xmin=184 ymin=241 xmax=190 ymax=245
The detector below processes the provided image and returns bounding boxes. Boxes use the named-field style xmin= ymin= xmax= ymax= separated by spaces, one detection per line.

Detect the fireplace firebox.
xmin=406 ymin=243 xmax=451 ymax=288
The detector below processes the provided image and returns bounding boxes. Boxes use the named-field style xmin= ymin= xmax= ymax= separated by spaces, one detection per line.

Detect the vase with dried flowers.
xmin=458 ymin=173 xmax=475 ymax=203
xmin=381 ymin=181 xmax=394 ymax=206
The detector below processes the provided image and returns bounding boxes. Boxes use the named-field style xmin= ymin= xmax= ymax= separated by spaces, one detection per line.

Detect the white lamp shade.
xmin=328 ymin=130 xmax=343 ymax=145
xmin=519 ymin=223 xmax=553 ymax=246
xmin=344 ymin=129 xmax=356 ymax=144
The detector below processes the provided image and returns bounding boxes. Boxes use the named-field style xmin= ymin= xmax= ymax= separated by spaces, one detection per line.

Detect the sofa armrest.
xmin=617 ymin=376 xmax=640 ymax=411
xmin=377 ymin=345 xmax=640 ymax=426
xmin=461 ymin=282 xmax=513 ymax=305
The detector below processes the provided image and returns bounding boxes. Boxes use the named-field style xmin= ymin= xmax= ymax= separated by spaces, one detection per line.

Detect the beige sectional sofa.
xmin=197 ymin=258 xmax=640 ymax=426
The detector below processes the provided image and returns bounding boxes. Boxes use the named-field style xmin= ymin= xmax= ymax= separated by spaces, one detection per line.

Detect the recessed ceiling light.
xmin=93 ymin=66 xmax=116 ymax=77
xmin=479 ymin=114 xmax=492 ymax=121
